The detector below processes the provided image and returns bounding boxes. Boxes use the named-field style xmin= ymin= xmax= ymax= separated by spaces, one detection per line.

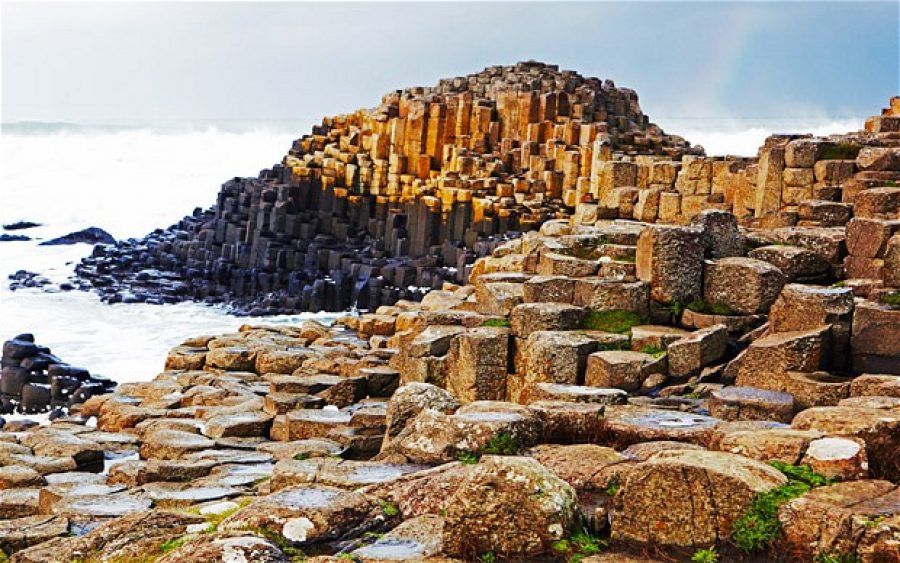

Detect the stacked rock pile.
xmin=0 ymin=335 xmax=116 ymax=415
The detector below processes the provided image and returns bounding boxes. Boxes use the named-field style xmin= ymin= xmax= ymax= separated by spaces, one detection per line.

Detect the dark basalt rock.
xmin=2 ymin=220 xmax=42 ymax=231
xmin=0 ymin=335 xmax=116 ymax=415
xmin=0 ymin=234 xmax=31 ymax=242
xmin=40 ymin=227 xmax=115 ymax=246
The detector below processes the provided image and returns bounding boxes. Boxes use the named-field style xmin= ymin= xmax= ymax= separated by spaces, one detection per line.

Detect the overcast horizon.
xmin=3 ymin=1 xmax=898 ymax=132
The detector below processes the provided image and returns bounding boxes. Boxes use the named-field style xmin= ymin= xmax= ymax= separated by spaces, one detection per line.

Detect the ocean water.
xmin=0 ymin=119 xmax=860 ymax=383
xmin=0 ymin=125 xmax=335 ymax=383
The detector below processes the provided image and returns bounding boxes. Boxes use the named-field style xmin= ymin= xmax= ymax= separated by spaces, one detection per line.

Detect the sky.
xmin=2 ymin=1 xmax=898 ymax=134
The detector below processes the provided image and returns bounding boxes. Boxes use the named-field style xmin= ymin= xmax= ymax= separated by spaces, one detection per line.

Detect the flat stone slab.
xmin=51 ymin=493 xmax=152 ymax=518
xmin=271 ymin=458 xmax=428 ymax=491
xmin=601 ymin=406 xmax=722 ymax=448
xmin=708 ymin=386 xmax=795 ymax=423
xmin=0 ymin=515 xmax=69 ymax=553
xmin=528 ymin=382 xmax=628 ymax=405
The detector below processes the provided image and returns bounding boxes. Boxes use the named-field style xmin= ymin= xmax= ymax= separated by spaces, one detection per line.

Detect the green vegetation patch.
xmin=686 ymin=299 xmax=736 ymax=316
xmin=819 ymin=143 xmax=862 ymax=160
xmin=580 ymin=310 xmax=643 ymax=334
xmin=639 ymin=345 xmax=667 ymax=357
xmin=249 ymin=526 xmax=305 ymax=559
xmin=455 ymin=450 xmax=480 ymax=464
xmin=378 ymin=499 xmax=400 ymax=518
xmin=483 ymin=432 xmax=520 ymax=455
xmin=732 ymin=462 xmax=835 ymax=552
xmin=691 ymin=547 xmax=720 ymax=563
xmin=481 ymin=317 xmax=511 ymax=328
xmin=551 ymin=530 xmax=608 ymax=562
xmin=603 ymin=477 xmax=621 ymax=497
xmin=160 ymin=537 xmax=187 ymax=553
xmin=881 ymin=292 xmax=900 ymax=309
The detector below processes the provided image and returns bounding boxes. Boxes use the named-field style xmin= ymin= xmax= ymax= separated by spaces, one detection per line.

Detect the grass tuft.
xmin=482 ymin=432 xmax=520 ymax=455
xmin=481 ymin=318 xmax=511 ymax=328
xmin=580 ymin=310 xmax=643 ymax=334
xmin=456 ymin=450 xmax=480 ymax=464
xmin=378 ymin=499 xmax=400 ymax=518
xmin=639 ymin=345 xmax=666 ymax=357
xmin=686 ymin=299 xmax=735 ymax=316
xmin=691 ymin=547 xmax=719 ymax=563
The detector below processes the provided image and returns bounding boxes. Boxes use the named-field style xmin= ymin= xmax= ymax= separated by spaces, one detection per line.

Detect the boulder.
xmin=382 ymin=383 xmax=460 ymax=449
xmin=716 ymin=428 xmax=822 ymax=464
xmin=851 ymin=300 xmax=900 ymax=374
xmin=800 ymin=436 xmax=869 ymax=480
xmin=748 ymin=244 xmax=829 ymax=281
xmin=522 ymin=275 xmax=576 ymax=304
xmin=585 ymin=350 xmax=665 ymax=392
xmin=779 ymin=480 xmax=900 ymax=559
xmin=520 ymin=330 xmax=598 ymax=388
xmin=600 ymin=406 xmax=721 ymax=449
xmin=445 ymin=327 xmax=509 ymax=403
xmin=735 ymin=327 xmax=831 ymax=392
xmin=509 ymin=303 xmax=584 ymax=338
xmin=636 ymin=225 xmax=704 ymax=304
xmin=703 ymin=257 xmax=786 ymax=315
xmin=220 ymin=484 xmax=371 ymax=543
xmin=610 ymin=450 xmax=787 ymax=549
xmin=378 ymin=402 xmax=541 ymax=464
xmin=666 ymin=325 xmax=727 ymax=379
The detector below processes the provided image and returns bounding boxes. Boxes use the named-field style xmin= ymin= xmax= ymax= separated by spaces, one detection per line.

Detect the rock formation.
xmin=1 ymin=335 xmax=116 ymax=416
xmin=70 ymin=61 xmax=700 ymax=314
xmin=0 ymin=67 xmax=898 ymax=562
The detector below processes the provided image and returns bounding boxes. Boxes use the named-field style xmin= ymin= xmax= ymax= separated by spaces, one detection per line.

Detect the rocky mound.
xmin=68 ymin=61 xmax=700 ymax=314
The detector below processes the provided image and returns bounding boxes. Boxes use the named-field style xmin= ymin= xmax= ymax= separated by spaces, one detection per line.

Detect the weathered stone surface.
xmin=520 ymin=330 xmax=598 ymax=388
xmin=527 ymin=400 xmax=608 ymax=443
xmin=203 ymin=412 xmax=273 ymax=438
xmin=407 ymin=325 xmax=467 ymax=357
xmin=716 ymin=428 xmax=821 ymax=464
xmin=778 ymin=480 xmax=900 ymax=559
xmin=783 ymin=371 xmax=852 ymax=410
xmin=573 ymin=279 xmax=650 ymax=317
xmin=748 ymin=244 xmax=829 ymax=281
xmin=522 ymin=275 xmax=576 ymax=304
xmin=850 ymin=374 xmax=900 ymax=398
xmin=703 ymin=257 xmax=786 ymax=314
xmin=474 ymin=282 xmax=524 ymax=316
xmin=792 ymin=406 xmax=900 ymax=480
xmin=666 ymin=324 xmax=727 ymax=378
xmin=382 ymin=383 xmax=460 ymax=449
xmin=585 ymin=350 xmax=665 ymax=392
xmin=352 ymin=514 xmax=445 ymax=561
xmin=708 ymin=386 xmax=794 ymax=423
xmin=220 ymin=484 xmax=371 ymax=543
xmin=509 ymin=302 xmax=584 ymax=338
xmin=526 ymin=383 xmax=627 ymax=405
xmin=378 ymin=402 xmax=541 ymax=464
xmin=600 ymin=406 xmax=721 ymax=449
xmin=439 ymin=456 xmax=580 ymax=558
xmin=636 ymin=225 xmax=704 ymax=304
xmin=10 ymin=510 xmax=204 ymax=563
xmin=692 ymin=209 xmax=744 ymax=258
xmin=735 ymin=327 xmax=831 ymax=392
xmin=157 ymin=535 xmax=288 ymax=563
xmin=611 ymin=450 xmax=787 ymax=549
xmin=851 ymin=300 xmax=900 ymax=374
xmin=629 ymin=325 xmax=691 ymax=351
xmin=0 ymin=515 xmax=68 ymax=554
xmin=445 ymin=327 xmax=509 ymax=403
xmin=801 ymin=436 xmax=870 ymax=480
xmin=140 ymin=428 xmax=216 ymax=460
